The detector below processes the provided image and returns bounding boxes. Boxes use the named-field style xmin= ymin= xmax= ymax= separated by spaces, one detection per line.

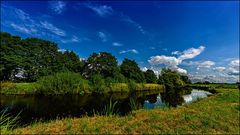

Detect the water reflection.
xmin=0 ymin=88 xmax=211 ymax=126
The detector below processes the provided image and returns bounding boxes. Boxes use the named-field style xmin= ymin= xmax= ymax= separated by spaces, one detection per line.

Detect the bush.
xmin=37 ymin=72 xmax=90 ymax=95
xmin=90 ymin=74 xmax=108 ymax=93
xmin=127 ymin=79 xmax=137 ymax=92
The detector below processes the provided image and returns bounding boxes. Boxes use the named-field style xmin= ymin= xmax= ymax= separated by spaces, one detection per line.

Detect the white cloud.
xmin=148 ymin=55 xmax=181 ymax=67
xmin=228 ymin=59 xmax=239 ymax=75
xmin=97 ymin=31 xmax=108 ymax=42
xmin=60 ymin=35 xmax=86 ymax=43
xmin=10 ymin=23 xmax=37 ymax=34
xmin=121 ymin=14 xmax=145 ymax=35
xmin=49 ymin=1 xmax=66 ymax=14
xmin=213 ymin=67 xmax=226 ymax=72
xmin=112 ymin=42 xmax=123 ymax=46
xmin=141 ymin=67 xmax=161 ymax=76
xmin=85 ymin=3 xmax=113 ymax=17
xmin=198 ymin=61 xmax=215 ymax=68
xmin=120 ymin=49 xmax=138 ymax=54
xmin=58 ymin=49 xmax=66 ymax=52
xmin=148 ymin=46 xmax=205 ymax=74
xmin=178 ymin=46 xmax=205 ymax=61
xmin=40 ymin=21 xmax=66 ymax=36
xmin=141 ymin=67 xmax=148 ymax=72
xmin=171 ymin=51 xmax=181 ymax=55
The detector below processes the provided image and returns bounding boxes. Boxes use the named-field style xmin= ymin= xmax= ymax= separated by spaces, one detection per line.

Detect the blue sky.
xmin=1 ymin=1 xmax=239 ymax=83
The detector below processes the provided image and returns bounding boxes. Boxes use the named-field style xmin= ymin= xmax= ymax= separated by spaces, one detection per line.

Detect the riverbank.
xmin=0 ymin=82 xmax=164 ymax=95
xmin=2 ymin=87 xmax=239 ymax=134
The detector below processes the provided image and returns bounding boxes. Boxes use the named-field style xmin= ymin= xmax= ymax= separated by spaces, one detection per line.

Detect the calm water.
xmin=0 ymin=89 xmax=211 ymax=126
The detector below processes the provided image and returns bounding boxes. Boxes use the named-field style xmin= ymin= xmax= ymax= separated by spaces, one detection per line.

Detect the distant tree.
xmin=180 ymin=75 xmax=192 ymax=84
xmin=61 ymin=50 xmax=84 ymax=73
xmin=160 ymin=68 xmax=185 ymax=89
xmin=144 ymin=69 xmax=157 ymax=83
xmin=82 ymin=52 xmax=118 ymax=79
xmin=120 ymin=58 xmax=145 ymax=83
xmin=157 ymin=75 xmax=164 ymax=84
xmin=203 ymin=81 xmax=211 ymax=84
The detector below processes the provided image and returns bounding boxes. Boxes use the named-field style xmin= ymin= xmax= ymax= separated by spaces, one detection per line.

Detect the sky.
xmin=1 ymin=1 xmax=239 ymax=83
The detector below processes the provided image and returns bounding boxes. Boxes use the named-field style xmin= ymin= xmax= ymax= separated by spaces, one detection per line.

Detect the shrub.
xmin=37 ymin=72 xmax=90 ymax=95
xmin=127 ymin=79 xmax=137 ymax=92
xmin=90 ymin=74 xmax=108 ymax=93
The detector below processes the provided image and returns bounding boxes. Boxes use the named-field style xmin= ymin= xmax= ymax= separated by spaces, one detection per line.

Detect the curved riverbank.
xmin=2 ymin=88 xmax=239 ymax=134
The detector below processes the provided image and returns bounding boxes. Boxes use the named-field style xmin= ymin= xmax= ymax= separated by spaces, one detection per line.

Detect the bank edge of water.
xmin=0 ymin=82 xmax=165 ymax=95
xmin=3 ymin=88 xmax=239 ymax=134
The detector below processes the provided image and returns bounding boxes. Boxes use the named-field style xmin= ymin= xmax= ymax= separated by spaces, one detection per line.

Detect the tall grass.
xmin=93 ymin=99 xmax=119 ymax=116
xmin=128 ymin=98 xmax=139 ymax=111
xmin=0 ymin=109 xmax=20 ymax=131
xmin=37 ymin=72 xmax=91 ymax=95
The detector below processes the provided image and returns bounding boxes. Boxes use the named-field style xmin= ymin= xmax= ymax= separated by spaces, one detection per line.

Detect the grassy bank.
xmin=0 ymin=82 xmax=164 ymax=95
xmin=2 ymin=88 xmax=239 ymax=134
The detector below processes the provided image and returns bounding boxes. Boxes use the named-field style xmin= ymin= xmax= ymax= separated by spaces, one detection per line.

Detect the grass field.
xmin=2 ymin=87 xmax=239 ymax=134
xmin=0 ymin=82 xmax=164 ymax=95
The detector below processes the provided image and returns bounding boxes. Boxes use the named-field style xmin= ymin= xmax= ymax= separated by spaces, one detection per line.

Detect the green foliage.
xmin=0 ymin=109 xmax=20 ymax=131
xmin=144 ymin=69 xmax=157 ymax=83
xmin=120 ymin=58 xmax=145 ymax=83
xmin=0 ymin=32 xmax=83 ymax=82
xmin=128 ymin=98 xmax=139 ymax=111
xmin=0 ymin=82 xmax=37 ymax=94
xmin=90 ymin=74 xmax=108 ymax=93
xmin=83 ymin=52 xmax=119 ymax=79
xmin=160 ymin=68 xmax=185 ymax=89
xmin=37 ymin=72 xmax=90 ymax=94
xmin=180 ymin=75 xmax=192 ymax=84
xmin=101 ymin=100 xmax=119 ymax=116
xmin=127 ymin=80 xmax=137 ymax=92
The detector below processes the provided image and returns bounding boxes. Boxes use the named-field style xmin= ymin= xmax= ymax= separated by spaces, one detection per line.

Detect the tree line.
xmin=0 ymin=32 xmax=191 ymax=85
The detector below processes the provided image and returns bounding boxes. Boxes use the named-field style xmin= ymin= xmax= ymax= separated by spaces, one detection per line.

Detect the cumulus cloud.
xmin=178 ymin=46 xmax=205 ymax=61
xmin=49 ymin=1 xmax=66 ymax=14
xmin=85 ymin=3 xmax=113 ymax=17
xmin=148 ymin=46 xmax=205 ymax=74
xmin=120 ymin=49 xmax=138 ymax=54
xmin=213 ymin=67 xmax=226 ymax=72
xmin=112 ymin=42 xmax=123 ymax=47
xmin=141 ymin=67 xmax=161 ymax=76
xmin=198 ymin=61 xmax=215 ymax=68
xmin=228 ymin=59 xmax=239 ymax=75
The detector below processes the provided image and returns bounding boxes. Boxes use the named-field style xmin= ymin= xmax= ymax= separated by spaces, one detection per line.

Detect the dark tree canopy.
xmin=82 ymin=52 xmax=119 ymax=79
xmin=0 ymin=32 xmax=83 ymax=81
xmin=120 ymin=58 xmax=145 ymax=83
xmin=144 ymin=69 xmax=157 ymax=83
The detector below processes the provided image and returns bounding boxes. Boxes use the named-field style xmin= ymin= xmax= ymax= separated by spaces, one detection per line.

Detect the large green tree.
xmin=144 ymin=69 xmax=157 ymax=83
xmin=61 ymin=50 xmax=84 ymax=73
xmin=0 ymin=32 xmax=24 ymax=80
xmin=120 ymin=58 xmax=145 ymax=83
xmin=82 ymin=52 xmax=119 ymax=79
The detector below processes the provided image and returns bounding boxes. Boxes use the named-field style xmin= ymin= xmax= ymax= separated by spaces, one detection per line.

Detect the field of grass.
xmin=2 ymin=88 xmax=239 ymax=134
xmin=0 ymin=82 xmax=38 ymax=95
xmin=0 ymin=82 xmax=164 ymax=95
